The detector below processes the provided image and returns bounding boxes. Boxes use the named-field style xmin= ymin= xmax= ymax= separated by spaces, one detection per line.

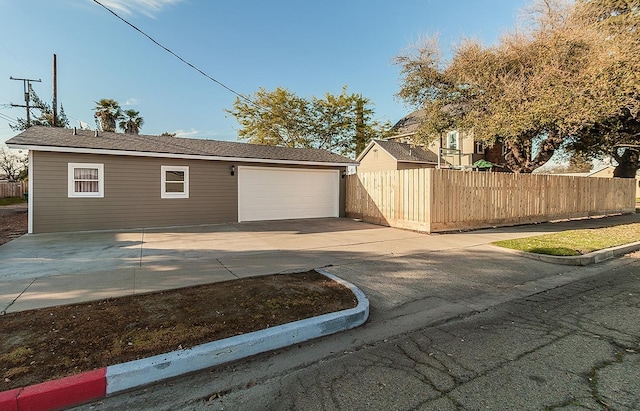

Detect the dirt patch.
xmin=0 ymin=203 xmax=27 ymax=246
xmin=1 ymin=270 xmax=357 ymax=390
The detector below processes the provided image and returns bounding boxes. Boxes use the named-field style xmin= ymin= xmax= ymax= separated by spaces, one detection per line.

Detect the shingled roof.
xmin=6 ymin=126 xmax=357 ymax=166
xmin=362 ymin=139 xmax=438 ymax=164
xmin=389 ymin=110 xmax=425 ymax=137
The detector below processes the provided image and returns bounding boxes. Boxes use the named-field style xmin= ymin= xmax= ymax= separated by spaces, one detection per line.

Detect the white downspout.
xmin=28 ymin=150 xmax=33 ymax=234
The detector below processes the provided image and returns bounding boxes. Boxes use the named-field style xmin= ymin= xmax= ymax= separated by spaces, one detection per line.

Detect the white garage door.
xmin=238 ymin=166 xmax=340 ymax=222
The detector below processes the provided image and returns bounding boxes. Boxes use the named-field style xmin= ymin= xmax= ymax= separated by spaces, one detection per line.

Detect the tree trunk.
xmin=503 ymin=130 xmax=564 ymax=173
xmin=612 ymin=148 xmax=640 ymax=178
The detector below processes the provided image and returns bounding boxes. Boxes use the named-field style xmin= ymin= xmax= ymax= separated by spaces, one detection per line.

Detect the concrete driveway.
xmin=1 ymin=214 xmax=639 ymax=314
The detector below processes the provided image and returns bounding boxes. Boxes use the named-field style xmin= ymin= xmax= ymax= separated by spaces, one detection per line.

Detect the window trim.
xmin=446 ymin=131 xmax=460 ymax=150
xmin=161 ymin=165 xmax=189 ymax=199
xmin=68 ymin=163 xmax=104 ymax=198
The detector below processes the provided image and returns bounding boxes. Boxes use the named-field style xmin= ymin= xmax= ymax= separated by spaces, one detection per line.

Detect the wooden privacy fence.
xmin=346 ymin=169 xmax=636 ymax=233
xmin=0 ymin=181 xmax=28 ymax=198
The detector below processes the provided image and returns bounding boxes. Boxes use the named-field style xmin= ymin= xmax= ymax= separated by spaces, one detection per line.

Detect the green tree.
xmin=10 ymin=85 xmax=69 ymax=131
xmin=226 ymin=86 xmax=388 ymax=158
xmin=567 ymin=152 xmax=593 ymax=173
xmin=394 ymin=0 xmax=637 ymax=174
xmin=308 ymin=87 xmax=389 ymax=157
xmin=227 ymin=87 xmax=312 ymax=148
xmin=566 ymin=0 xmax=640 ymax=178
xmin=94 ymin=99 xmax=123 ymax=132
xmin=119 ymin=109 xmax=144 ymax=135
xmin=160 ymin=131 xmax=177 ymax=137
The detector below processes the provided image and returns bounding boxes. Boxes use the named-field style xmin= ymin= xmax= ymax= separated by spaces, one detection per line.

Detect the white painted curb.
xmin=105 ymin=270 xmax=369 ymax=394
xmin=492 ymin=241 xmax=640 ymax=266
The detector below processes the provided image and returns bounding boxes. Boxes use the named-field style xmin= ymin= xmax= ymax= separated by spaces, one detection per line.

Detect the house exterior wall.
xmin=460 ymin=132 xmax=475 ymax=165
xmin=31 ymin=151 xmax=346 ymax=233
xmin=356 ymin=147 xmax=398 ymax=172
xmin=397 ymin=162 xmax=435 ymax=170
xmin=484 ymin=143 xmax=505 ymax=167
xmin=590 ymin=167 xmax=615 ymax=178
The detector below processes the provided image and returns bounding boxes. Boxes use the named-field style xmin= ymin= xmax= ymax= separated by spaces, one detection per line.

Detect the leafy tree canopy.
xmin=10 ymin=85 xmax=69 ymax=131
xmin=0 ymin=146 xmax=28 ymax=181
xmin=566 ymin=0 xmax=640 ymax=177
xmin=225 ymin=86 xmax=389 ymax=158
xmin=395 ymin=0 xmax=640 ymax=175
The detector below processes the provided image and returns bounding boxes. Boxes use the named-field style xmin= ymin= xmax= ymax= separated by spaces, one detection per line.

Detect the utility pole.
xmin=355 ymin=95 xmax=366 ymax=155
xmin=10 ymin=76 xmax=42 ymax=127
xmin=52 ymin=54 xmax=58 ymax=127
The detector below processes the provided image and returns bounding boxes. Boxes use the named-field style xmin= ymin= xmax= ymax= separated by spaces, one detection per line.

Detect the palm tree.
xmin=94 ymin=99 xmax=123 ymax=132
xmin=119 ymin=109 xmax=144 ymax=135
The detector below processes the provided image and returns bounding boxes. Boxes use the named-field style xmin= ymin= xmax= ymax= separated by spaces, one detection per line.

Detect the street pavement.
xmin=196 ymin=253 xmax=639 ymax=411
xmin=63 ymin=217 xmax=640 ymax=410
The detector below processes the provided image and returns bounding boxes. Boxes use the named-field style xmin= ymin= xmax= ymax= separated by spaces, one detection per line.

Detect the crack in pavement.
xmin=1 ymin=276 xmax=38 ymax=314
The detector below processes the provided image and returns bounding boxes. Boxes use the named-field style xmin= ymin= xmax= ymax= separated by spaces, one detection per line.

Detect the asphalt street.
xmin=74 ymin=250 xmax=640 ymax=411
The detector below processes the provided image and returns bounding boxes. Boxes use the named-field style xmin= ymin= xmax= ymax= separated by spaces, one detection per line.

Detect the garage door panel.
xmin=238 ymin=167 xmax=339 ymax=222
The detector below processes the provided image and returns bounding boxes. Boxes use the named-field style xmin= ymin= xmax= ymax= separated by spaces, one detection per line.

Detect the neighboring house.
xmin=372 ymin=110 xmax=505 ymax=171
xmin=588 ymin=165 xmax=615 ymax=178
xmin=356 ymin=139 xmax=438 ymax=173
xmin=539 ymin=165 xmax=640 ymax=198
xmin=6 ymin=126 xmax=357 ymax=234
xmin=588 ymin=166 xmax=640 ymax=198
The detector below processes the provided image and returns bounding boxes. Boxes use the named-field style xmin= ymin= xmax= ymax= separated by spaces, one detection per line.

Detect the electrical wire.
xmin=92 ymin=0 xmax=260 ymax=109
xmin=0 ymin=112 xmax=18 ymax=125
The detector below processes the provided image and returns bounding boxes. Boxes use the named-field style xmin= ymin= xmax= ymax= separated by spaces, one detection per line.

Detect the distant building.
xmin=357 ymin=110 xmax=506 ymax=172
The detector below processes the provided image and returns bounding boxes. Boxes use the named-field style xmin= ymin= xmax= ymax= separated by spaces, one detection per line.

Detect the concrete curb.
xmin=493 ymin=241 xmax=640 ymax=266
xmin=0 ymin=271 xmax=369 ymax=410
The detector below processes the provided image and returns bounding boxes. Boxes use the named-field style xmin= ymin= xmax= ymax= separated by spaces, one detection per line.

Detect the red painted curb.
xmin=0 ymin=388 xmax=21 ymax=411
xmin=5 ymin=368 xmax=107 ymax=411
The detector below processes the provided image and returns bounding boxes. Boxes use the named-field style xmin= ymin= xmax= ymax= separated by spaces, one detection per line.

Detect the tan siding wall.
xmin=357 ymin=147 xmax=398 ymax=172
xmin=397 ymin=162 xmax=435 ymax=170
xmin=32 ymin=152 xmax=239 ymax=233
xmin=32 ymin=152 xmax=347 ymax=233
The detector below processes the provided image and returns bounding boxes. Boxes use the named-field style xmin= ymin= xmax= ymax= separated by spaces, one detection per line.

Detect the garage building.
xmin=6 ymin=126 xmax=357 ymax=234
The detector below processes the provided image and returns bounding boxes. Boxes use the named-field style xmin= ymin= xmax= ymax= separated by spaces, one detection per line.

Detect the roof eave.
xmin=354 ymin=140 xmax=378 ymax=162
xmin=6 ymin=143 xmax=359 ymax=167
xmin=397 ymin=160 xmax=438 ymax=165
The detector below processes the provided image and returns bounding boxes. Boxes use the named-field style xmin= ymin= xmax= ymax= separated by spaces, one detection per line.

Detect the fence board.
xmin=345 ymin=170 xmax=636 ymax=233
xmin=0 ymin=181 xmax=27 ymax=198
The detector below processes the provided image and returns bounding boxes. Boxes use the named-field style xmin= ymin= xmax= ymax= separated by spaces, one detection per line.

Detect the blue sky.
xmin=0 ymin=0 xmax=530 ymax=144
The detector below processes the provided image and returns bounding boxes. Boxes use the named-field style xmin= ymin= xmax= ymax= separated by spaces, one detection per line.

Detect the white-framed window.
xmin=446 ymin=131 xmax=459 ymax=150
xmin=475 ymin=141 xmax=486 ymax=154
xmin=161 ymin=165 xmax=189 ymax=199
xmin=68 ymin=163 xmax=104 ymax=198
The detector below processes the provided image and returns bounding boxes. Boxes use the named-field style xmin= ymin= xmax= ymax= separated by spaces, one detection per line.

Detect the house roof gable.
xmin=6 ymin=126 xmax=358 ymax=166
xmin=361 ymin=139 xmax=438 ymax=164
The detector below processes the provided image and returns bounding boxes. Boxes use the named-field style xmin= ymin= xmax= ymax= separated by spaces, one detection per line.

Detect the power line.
xmin=0 ymin=112 xmax=18 ymax=125
xmin=92 ymin=0 xmax=259 ymax=109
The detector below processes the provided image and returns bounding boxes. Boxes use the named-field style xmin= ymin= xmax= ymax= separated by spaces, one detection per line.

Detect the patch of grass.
xmin=493 ymin=223 xmax=640 ymax=256
xmin=0 ymin=196 xmax=27 ymax=206
xmin=0 ymin=347 xmax=33 ymax=365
